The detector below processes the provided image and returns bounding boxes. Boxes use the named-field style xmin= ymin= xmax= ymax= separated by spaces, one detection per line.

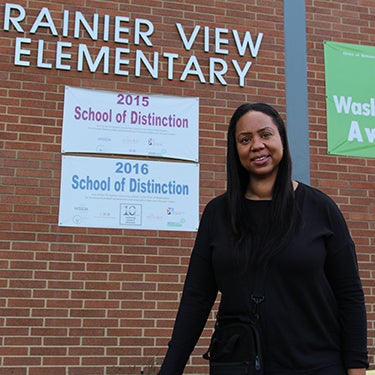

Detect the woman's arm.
xmin=323 ymin=197 xmax=369 ymax=370
xmin=158 ymin=201 xmax=219 ymax=374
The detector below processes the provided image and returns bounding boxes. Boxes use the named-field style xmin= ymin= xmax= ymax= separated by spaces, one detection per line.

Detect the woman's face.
xmin=235 ymin=110 xmax=283 ymax=179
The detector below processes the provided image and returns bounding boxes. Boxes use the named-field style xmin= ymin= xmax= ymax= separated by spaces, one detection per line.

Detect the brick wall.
xmin=0 ymin=0 xmax=374 ymax=374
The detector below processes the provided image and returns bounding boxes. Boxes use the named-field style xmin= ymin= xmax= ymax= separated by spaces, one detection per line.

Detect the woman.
xmin=158 ymin=103 xmax=368 ymax=374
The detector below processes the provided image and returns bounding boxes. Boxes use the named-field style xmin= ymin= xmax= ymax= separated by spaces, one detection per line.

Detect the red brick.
xmin=0 ymin=1 xmax=374 ymax=373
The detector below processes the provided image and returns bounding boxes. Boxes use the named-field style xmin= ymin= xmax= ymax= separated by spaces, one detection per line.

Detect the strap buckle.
xmin=251 ymin=294 xmax=265 ymax=319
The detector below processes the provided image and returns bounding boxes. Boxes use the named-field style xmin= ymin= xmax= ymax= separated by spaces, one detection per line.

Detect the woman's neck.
xmin=245 ymin=178 xmax=274 ymax=200
xmin=245 ymin=179 xmax=299 ymax=200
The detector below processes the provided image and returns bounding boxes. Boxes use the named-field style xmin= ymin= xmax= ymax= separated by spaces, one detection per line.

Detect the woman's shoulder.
xmin=295 ymin=182 xmax=340 ymax=210
xmin=201 ymin=193 xmax=228 ymax=220
xmin=206 ymin=192 xmax=227 ymax=207
xmin=196 ymin=193 xmax=229 ymax=237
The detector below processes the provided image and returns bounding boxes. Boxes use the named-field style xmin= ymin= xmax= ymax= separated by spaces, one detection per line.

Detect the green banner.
xmin=324 ymin=41 xmax=375 ymax=158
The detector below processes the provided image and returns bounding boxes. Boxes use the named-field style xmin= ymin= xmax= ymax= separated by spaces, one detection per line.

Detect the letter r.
xmin=4 ymin=4 xmax=26 ymax=32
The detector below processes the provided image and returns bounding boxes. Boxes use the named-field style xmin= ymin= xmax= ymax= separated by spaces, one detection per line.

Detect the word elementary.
xmin=3 ymin=3 xmax=264 ymax=87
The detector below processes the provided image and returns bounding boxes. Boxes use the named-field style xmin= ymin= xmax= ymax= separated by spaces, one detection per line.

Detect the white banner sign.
xmin=58 ymin=155 xmax=199 ymax=231
xmin=62 ymin=86 xmax=199 ymax=162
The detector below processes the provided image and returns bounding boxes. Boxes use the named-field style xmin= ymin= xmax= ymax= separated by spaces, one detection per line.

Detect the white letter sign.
xmin=58 ymin=155 xmax=199 ymax=231
xmin=62 ymin=86 xmax=199 ymax=162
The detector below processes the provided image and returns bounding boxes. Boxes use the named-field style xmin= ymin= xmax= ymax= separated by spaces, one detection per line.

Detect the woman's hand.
xmin=347 ymin=368 xmax=366 ymax=375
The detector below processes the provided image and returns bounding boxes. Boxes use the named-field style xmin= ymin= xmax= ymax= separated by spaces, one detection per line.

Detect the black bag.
xmin=209 ymin=361 xmax=257 ymax=375
xmin=203 ymin=315 xmax=263 ymax=375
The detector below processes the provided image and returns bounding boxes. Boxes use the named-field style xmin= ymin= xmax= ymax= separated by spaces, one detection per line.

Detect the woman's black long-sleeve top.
xmin=158 ymin=182 xmax=368 ymax=374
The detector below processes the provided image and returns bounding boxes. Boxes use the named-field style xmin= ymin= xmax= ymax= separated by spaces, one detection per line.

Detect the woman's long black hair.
xmin=226 ymin=103 xmax=297 ymax=267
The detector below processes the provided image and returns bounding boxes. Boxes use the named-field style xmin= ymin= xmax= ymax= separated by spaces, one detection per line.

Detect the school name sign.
xmin=324 ymin=41 xmax=375 ymax=158
xmin=3 ymin=3 xmax=264 ymax=87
